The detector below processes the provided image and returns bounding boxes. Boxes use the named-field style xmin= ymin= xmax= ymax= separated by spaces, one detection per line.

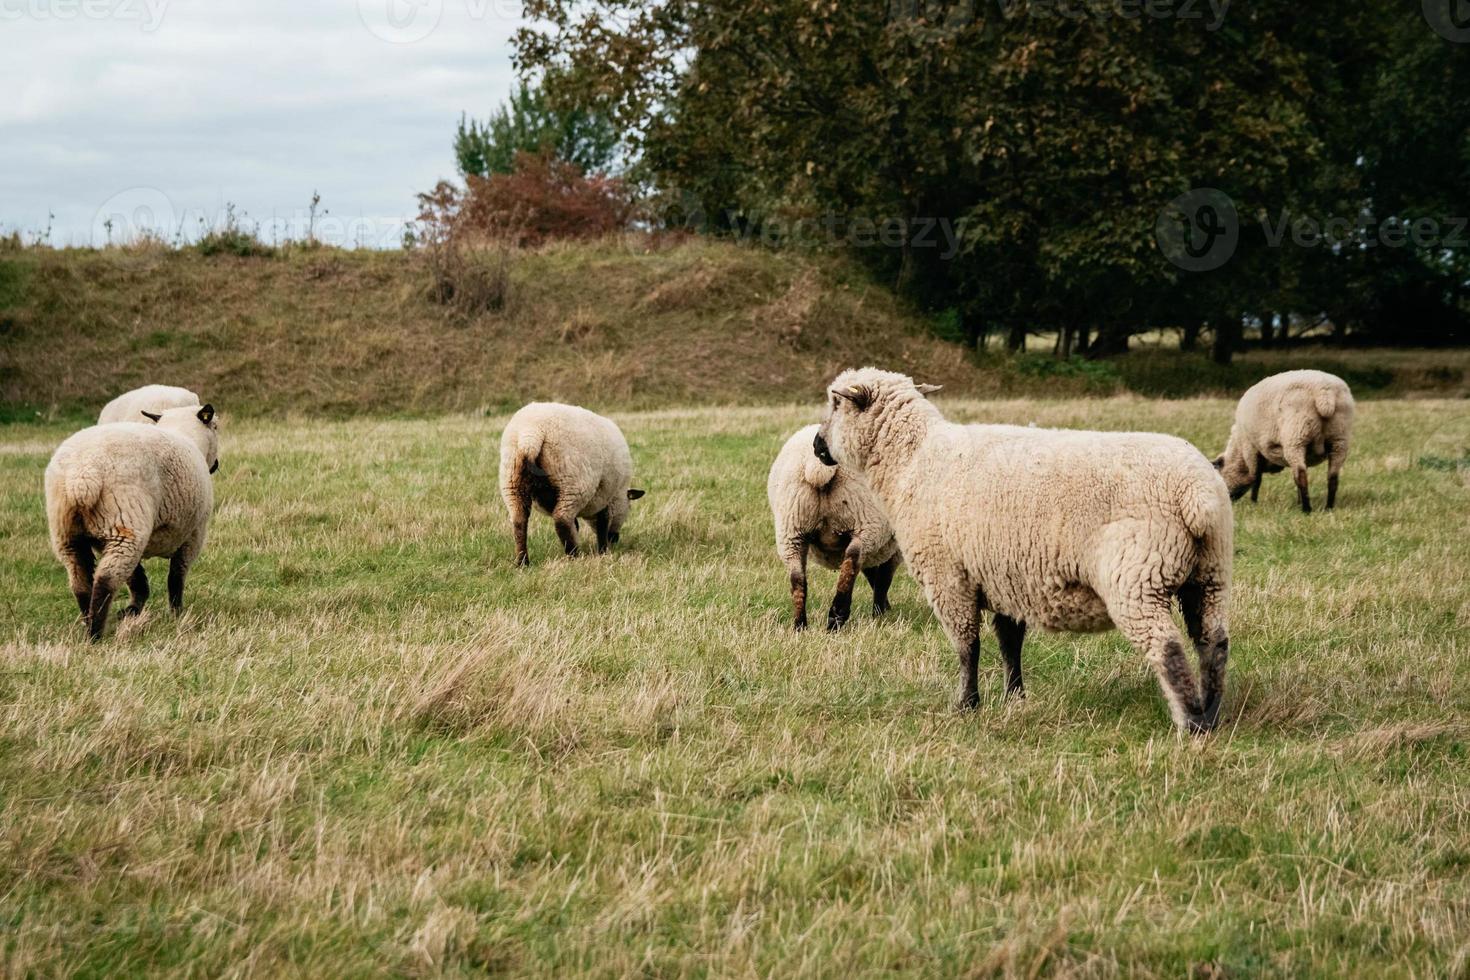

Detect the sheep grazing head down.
xmin=814 ymin=368 xmax=942 ymax=473
xmin=143 ymin=404 xmax=221 ymax=474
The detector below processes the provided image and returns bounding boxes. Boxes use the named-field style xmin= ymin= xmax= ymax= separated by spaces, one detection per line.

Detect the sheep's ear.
xmin=916 ymin=383 xmax=943 ymax=396
xmin=628 ymin=488 xmax=646 ymax=500
xmin=197 ymin=404 xmax=215 ymax=426
xmin=140 ymin=411 xmax=162 ymax=423
xmin=1212 ymin=455 xmax=1225 ymax=470
xmin=833 ymin=384 xmax=872 ymax=411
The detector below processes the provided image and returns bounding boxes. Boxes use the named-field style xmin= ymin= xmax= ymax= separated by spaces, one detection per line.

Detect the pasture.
xmin=2 ymin=398 xmax=1468 ymax=977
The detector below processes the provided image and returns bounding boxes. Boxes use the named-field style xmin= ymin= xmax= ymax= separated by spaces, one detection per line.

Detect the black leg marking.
xmin=1249 ymin=471 xmax=1262 ymax=503
xmin=960 ymin=635 xmax=980 ymax=710
xmin=554 ymin=518 xmax=580 ymax=557
xmin=122 ymin=563 xmax=150 ymax=618
xmin=168 ymin=552 xmax=187 ymax=613
xmin=790 ymin=570 xmax=808 ymax=631
xmin=1294 ymin=467 xmax=1311 ymax=513
xmin=594 ymin=509 xmax=612 ymax=554
xmin=87 ymin=580 xmax=115 ymax=642
xmin=1326 ymin=473 xmax=1339 ymax=510
xmin=862 ymin=556 xmax=898 ymax=617
xmin=993 ymin=613 xmax=1026 ymax=698
xmin=827 ymin=552 xmax=859 ymax=631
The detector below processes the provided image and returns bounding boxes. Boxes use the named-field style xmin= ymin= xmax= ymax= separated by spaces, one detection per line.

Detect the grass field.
xmin=2 ymin=397 xmax=1468 ymax=977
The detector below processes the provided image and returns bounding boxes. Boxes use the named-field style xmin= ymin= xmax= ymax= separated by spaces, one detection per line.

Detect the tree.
xmin=455 ymin=81 xmax=620 ymax=179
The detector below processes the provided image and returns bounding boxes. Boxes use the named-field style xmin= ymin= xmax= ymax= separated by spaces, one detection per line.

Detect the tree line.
xmin=461 ymin=1 xmax=1470 ymax=360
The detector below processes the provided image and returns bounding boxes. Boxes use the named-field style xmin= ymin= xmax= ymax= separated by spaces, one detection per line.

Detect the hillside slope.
xmin=2 ymin=239 xmax=1465 ymax=420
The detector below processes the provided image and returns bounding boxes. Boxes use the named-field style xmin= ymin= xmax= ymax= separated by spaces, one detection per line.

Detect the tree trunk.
xmin=1213 ymin=316 xmax=1241 ymax=365
xmin=1074 ymin=323 xmax=1090 ymax=354
xmin=1006 ymin=323 xmax=1026 ymax=352
xmin=1088 ymin=322 xmax=1130 ymax=358
xmin=1058 ymin=322 xmax=1075 ymax=359
xmin=961 ymin=309 xmax=988 ymax=351
xmin=1181 ymin=321 xmax=1201 ymax=352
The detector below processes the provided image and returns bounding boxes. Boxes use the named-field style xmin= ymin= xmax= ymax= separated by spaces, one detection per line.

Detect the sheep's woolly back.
xmin=45 ymin=415 xmax=216 ymax=563
xmin=98 ymin=385 xmax=200 ymax=425
xmin=498 ymin=402 xmax=636 ymax=526
xmin=819 ymin=367 xmax=1231 ymax=633
xmin=1219 ymin=370 xmax=1355 ymax=487
xmin=767 ymin=424 xmax=899 ymax=572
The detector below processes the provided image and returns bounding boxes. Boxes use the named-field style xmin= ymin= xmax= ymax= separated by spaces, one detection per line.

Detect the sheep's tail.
xmin=801 ymin=455 xmax=839 ymax=490
xmin=501 ymin=425 xmax=548 ymax=505
xmin=1180 ymin=476 xmax=1229 ymax=542
xmin=1312 ymin=384 xmax=1337 ymax=419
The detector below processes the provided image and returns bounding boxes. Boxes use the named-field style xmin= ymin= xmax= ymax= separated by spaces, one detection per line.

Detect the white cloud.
xmin=0 ymin=0 xmax=526 ymax=246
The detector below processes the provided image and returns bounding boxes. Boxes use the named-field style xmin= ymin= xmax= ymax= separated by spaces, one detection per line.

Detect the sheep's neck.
xmin=861 ymin=407 xmax=934 ymax=500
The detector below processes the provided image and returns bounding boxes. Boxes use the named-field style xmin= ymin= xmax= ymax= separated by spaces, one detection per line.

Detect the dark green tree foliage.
xmin=455 ymin=81 xmax=620 ymax=178
xmin=517 ymin=1 xmax=1468 ymax=351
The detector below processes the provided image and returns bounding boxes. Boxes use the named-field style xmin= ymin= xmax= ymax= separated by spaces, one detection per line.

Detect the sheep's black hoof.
xmin=514 ymin=555 xmax=530 ymax=568
xmin=794 ymin=614 xmax=808 ymax=631
xmin=959 ymin=692 xmax=980 ymax=711
xmin=873 ymin=601 xmax=890 ymax=617
xmin=1005 ymin=686 xmax=1026 ymax=701
xmin=120 ymin=606 xmax=144 ymax=619
xmin=826 ymin=609 xmax=849 ymax=631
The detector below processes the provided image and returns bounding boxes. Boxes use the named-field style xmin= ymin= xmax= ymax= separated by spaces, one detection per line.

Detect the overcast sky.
xmin=1 ymin=0 xmax=525 ymax=247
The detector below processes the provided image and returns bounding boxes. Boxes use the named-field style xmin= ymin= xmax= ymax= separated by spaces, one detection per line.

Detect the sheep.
xmin=98 ymin=384 xmax=200 ymax=425
xmin=1213 ymin=370 xmax=1355 ymax=513
xmin=767 ymin=424 xmax=901 ymax=630
xmin=45 ymin=404 xmax=220 ymax=640
xmin=813 ymin=368 xmax=1233 ymax=733
xmin=499 ymin=402 xmax=645 ymax=566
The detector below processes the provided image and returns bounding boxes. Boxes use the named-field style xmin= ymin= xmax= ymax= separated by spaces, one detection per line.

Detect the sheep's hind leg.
xmin=1178 ymin=581 xmax=1229 ymax=731
xmin=121 ymin=563 xmax=150 ymax=618
xmin=779 ymin=536 xmax=810 ymax=630
xmin=1114 ymin=595 xmax=1205 ymax=733
xmin=1326 ymin=440 xmax=1347 ymax=510
xmin=993 ymin=613 xmax=1026 ymax=699
xmin=508 ymin=484 xmax=532 ymax=567
xmin=826 ymin=540 xmax=862 ymax=631
xmin=89 ymin=536 xmax=146 ymax=641
xmin=61 ymin=536 xmax=97 ymax=619
xmin=862 ymin=555 xmax=899 ymax=617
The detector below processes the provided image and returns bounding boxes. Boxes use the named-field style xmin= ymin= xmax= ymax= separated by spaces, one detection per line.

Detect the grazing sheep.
xmin=98 ymin=384 xmax=200 ymax=425
xmin=814 ymin=368 xmax=1233 ymax=733
xmin=45 ymin=404 xmax=220 ymax=640
xmin=767 ymin=424 xmax=901 ymax=630
xmin=499 ymin=402 xmax=645 ymax=566
xmin=1214 ymin=370 xmax=1355 ymax=513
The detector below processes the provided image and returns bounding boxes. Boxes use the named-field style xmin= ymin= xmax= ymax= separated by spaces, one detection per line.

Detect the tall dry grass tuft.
xmin=408 ymin=614 xmax=581 ymax=749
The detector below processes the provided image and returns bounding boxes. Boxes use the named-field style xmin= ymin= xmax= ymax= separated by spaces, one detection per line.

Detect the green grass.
xmin=2 ymin=398 xmax=1468 ymax=976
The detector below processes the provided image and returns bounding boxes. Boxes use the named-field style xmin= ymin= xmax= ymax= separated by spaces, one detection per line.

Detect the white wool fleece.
xmin=767 ymin=424 xmax=899 ymax=574
xmin=816 ymin=367 xmax=1233 ymax=732
xmin=98 ymin=384 xmax=200 ymax=425
xmin=499 ymin=402 xmax=643 ymax=564
xmin=45 ymin=405 xmax=220 ymax=634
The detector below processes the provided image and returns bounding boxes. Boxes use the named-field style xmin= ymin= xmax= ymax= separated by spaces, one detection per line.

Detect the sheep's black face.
xmin=813 ymin=432 xmax=836 ymax=466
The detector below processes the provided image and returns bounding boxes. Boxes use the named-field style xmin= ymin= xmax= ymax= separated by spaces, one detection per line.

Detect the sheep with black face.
xmin=814 ymin=368 xmax=1233 ymax=733
xmin=767 ymin=424 xmax=901 ymax=630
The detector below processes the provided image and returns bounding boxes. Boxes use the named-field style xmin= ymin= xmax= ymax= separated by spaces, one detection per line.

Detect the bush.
xmin=454 ymin=150 xmax=632 ymax=246
xmin=195 ymin=204 xmax=275 ymax=258
xmin=414 ymin=183 xmax=514 ymax=316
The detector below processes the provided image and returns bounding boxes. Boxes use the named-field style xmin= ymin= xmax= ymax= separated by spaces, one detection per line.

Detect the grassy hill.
xmin=2 ymin=239 xmax=1467 ymax=421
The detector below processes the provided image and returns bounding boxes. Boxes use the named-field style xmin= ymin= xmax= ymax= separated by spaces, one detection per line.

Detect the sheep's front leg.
xmin=1285 ymin=446 xmax=1311 ymax=513
xmin=552 ymin=509 xmax=581 ymax=557
xmin=929 ymin=580 xmax=983 ymax=710
xmin=593 ymin=509 xmax=612 ymax=554
xmin=992 ymin=613 xmax=1026 ymax=698
xmin=1249 ymin=471 xmax=1262 ymax=503
xmin=827 ymin=539 xmax=862 ymax=631
xmin=862 ymin=555 xmax=899 ymax=617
